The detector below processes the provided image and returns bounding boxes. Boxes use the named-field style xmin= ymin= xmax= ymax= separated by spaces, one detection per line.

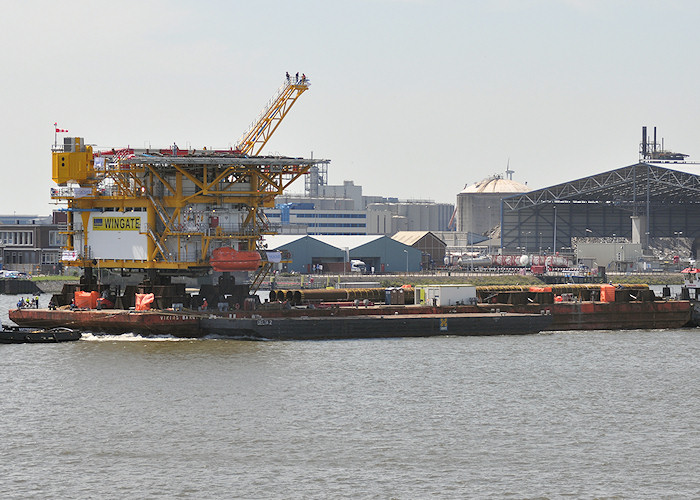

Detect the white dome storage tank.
xmin=456 ymin=175 xmax=529 ymax=234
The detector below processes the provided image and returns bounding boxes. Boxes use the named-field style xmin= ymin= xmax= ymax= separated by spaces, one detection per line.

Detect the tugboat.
xmin=680 ymin=266 xmax=700 ymax=325
xmin=0 ymin=325 xmax=81 ymax=344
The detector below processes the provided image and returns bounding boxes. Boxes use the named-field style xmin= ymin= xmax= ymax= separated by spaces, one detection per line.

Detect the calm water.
xmin=1 ymin=294 xmax=699 ymax=499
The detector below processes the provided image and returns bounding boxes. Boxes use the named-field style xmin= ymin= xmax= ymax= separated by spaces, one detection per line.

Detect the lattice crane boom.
xmin=236 ymin=76 xmax=310 ymax=156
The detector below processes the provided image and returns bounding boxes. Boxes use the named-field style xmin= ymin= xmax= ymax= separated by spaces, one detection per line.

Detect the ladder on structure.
xmin=249 ymin=261 xmax=274 ymax=294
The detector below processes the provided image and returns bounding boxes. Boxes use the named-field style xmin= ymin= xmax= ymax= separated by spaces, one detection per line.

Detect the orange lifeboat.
xmin=210 ymin=247 xmax=262 ymax=272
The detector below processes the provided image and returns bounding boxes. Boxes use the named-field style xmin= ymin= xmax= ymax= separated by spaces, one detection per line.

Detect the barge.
xmin=7 ymin=281 xmax=693 ymax=340
xmin=9 ymin=306 xmax=552 ymax=340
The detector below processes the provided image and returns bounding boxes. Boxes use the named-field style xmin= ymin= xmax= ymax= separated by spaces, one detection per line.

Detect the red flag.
xmin=55 ymin=128 xmax=68 ymax=133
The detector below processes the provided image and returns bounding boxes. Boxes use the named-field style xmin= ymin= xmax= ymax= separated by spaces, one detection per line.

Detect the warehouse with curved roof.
xmin=499 ymin=162 xmax=700 ymax=258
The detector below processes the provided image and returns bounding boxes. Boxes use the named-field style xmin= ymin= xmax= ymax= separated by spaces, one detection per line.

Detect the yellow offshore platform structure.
xmin=51 ymin=76 xmax=326 ymax=286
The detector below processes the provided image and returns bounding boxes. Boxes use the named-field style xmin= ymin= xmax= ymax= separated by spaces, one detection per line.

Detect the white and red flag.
xmin=54 ymin=122 xmax=68 ymax=133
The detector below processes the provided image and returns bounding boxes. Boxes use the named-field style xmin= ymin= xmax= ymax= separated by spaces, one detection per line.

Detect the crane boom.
xmin=236 ymin=76 xmax=310 ymax=156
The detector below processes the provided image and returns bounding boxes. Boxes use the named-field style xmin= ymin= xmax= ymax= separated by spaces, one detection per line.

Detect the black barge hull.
xmin=201 ymin=312 xmax=552 ymax=340
xmin=0 ymin=326 xmax=81 ymax=344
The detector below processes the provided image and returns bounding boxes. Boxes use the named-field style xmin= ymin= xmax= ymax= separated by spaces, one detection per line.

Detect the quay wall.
xmin=0 ymin=279 xmax=41 ymax=295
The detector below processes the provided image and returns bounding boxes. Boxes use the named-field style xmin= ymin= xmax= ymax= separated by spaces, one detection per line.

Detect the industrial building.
xmin=496 ymin=128 xmax=700 ymax=271
xmin=366 ymin=200 xmax=454 ymax=234
xmin=391 ymin=231 xmax=447 ymax=270
xmin=576 ymin=241 xmax=646 ymax=272
xmin=265 ymin=204 xmax=394 ymax=235
xmin=0 ymin=213 xmax=67 ymax=274
xmin=269 ymin=176 xmax=454 ymax=236
xmin=262 ymin=234 xmax=422 ymax=274
xmin=499 ymin=162 xmax=700 ymax=258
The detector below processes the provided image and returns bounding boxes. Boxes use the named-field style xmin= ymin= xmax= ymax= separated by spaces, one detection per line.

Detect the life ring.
xmin=234 ymin=303 xmax=240 ymax=310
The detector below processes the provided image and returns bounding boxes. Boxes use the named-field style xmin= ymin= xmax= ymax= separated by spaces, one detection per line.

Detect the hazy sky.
xmin=2 ymin=0 xmax=699 ymax=215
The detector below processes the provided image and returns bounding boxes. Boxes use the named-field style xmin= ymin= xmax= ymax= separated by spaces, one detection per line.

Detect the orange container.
xmin=74 ymin=290 xmax=99 ymax=309
xmin=135 ymin=293 xmax=155 ymax=311
xmin=600 ymin=285 xmax=616 ymax=302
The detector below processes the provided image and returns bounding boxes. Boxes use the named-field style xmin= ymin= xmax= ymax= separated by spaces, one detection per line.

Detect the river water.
xmin=1 ymin=294 xmax=699 ymax=498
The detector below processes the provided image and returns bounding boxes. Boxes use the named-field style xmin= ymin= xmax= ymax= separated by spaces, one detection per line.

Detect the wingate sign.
xmin=92 ymin=217 xmax=142 ymax=231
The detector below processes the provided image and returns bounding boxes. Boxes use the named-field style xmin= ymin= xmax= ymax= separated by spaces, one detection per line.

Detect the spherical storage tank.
xmin=456 ymin=175 xmax=529 ymax=234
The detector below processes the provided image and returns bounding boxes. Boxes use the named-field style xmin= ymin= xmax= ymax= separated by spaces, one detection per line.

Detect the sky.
xmin=2 ymin=0 xmax=700 ymax=215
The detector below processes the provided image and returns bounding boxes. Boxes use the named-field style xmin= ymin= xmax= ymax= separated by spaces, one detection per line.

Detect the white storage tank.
xmin=457 ymin=175 xmax=529 ymax=234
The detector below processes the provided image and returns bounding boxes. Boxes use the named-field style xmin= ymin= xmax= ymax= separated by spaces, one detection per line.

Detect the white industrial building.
xmin=267 ymin=177 xmax=454 ymax=236
xmin=265 ymin=206 xmax=394 ymax=235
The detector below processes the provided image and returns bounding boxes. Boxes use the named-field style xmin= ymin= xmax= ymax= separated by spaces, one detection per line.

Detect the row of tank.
xmin=269 ymin=287 xmax=415 ymax=305
xmin=444 ymin=254 xmax=574 ymax=268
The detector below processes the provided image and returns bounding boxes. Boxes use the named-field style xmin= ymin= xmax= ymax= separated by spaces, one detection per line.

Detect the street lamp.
xmin=403 ymin=249 xmax=408 ymax=274
xmin=525 ymin=231 xmax=531 ymax=253
xmin=468 ymin=232 xmax=473 ymax=272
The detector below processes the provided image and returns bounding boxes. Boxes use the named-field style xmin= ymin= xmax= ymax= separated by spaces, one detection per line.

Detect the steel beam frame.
xmin=500 ymin=163 xmax=700 ymax=253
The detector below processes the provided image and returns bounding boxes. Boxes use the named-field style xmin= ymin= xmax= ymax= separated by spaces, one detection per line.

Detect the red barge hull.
xmin=486 ymin=300 xmax=693 ymax=331
xmin=8 ymin=309 xmax=201 ymax=337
